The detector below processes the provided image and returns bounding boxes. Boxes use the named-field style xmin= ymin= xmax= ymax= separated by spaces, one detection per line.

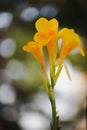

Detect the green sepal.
xmin=54 ymin=65 xmax=63 ymax=83
xmin=63 ymin=63 xmax=71 ymax=81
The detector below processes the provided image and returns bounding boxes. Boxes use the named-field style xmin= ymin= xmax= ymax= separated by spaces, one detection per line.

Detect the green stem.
xmin=50 ymin=62 xmax=55 ymax=88
xmin=50 ymin=91 xmax=57 ymax=130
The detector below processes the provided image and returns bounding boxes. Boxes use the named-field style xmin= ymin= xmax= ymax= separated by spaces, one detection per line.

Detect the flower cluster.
xmin=23 ymin=17 xmax=85 ymax=130
xmin=23 ymin=17 xmax=84 ymax=95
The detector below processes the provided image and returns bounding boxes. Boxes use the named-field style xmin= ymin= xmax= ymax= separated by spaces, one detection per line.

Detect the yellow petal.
xmin=23 ymin=41 xmax=37 ymax=52
xmin=47 ymin=36 xmax=58 ymax=66
xmin=48 ymin=18 xmax=58 ymax=33
xmin=35 ymin=17 xmax=48 ymax=32
xmin=60 ymin=42 xmax=78 ymax=60
xmin=74 ymin=34 xmax=85 ymax=56
xmin=58 ymin=28 xmax=75 ymax=44
xmin=34 ymin=32 xmax=50 ymax=45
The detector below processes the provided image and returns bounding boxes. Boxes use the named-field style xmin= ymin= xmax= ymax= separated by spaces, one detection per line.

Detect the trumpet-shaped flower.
xmin=34 ymin=17 xmax=59 ymax=66
xmin=57 ymin=28 xmax=85 ymax=66
xmin=34 ymin=18 xmax=58 ymax=45
xmin=23 ymin=42 xmax=48 ymax=78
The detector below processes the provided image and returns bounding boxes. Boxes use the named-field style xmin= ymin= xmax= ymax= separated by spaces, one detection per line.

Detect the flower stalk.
xmin=50 ymin=62 xmax=55 ymax=88
xmin=49 ymin=64 xmax=58 ymax=130
xmin=50 ymin=89 xmax=57 ymax=130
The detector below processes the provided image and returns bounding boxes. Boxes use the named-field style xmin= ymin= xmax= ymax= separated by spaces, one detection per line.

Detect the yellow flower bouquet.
xmin=23 ymin=17 xmax=85 ymax=130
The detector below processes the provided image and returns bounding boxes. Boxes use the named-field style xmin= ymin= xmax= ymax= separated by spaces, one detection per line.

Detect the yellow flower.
xmin=57 ymin=28 xmax=85 ymax=66
xmin=34 ymin=17 xmax=59 ymax=66
xmin=34 ymin=18 xmax=58 ymax=45
xmin=23 ymin=41 xmax=48 ymax=78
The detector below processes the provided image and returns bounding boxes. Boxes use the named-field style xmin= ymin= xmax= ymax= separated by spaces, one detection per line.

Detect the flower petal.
xmin=34 ymin=32 xmax=50 ymax=45
xmin=35 ymin=17 xmax=48 ymax=32
xmin=47 ymin=37 xmax=58 ymax=66
xmin=58 ymin=28 xmax=75 ymax=44
xmin=74 ymin=34 xmax=85 ymax=56
xmin=48 ymin=18 xmax=58 ymax=33
xmin=60 ymin=42 xmax=78 ymax=60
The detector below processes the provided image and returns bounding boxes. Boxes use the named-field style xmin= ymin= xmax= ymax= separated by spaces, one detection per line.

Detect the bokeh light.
xmin=40 ymin=5 xmax=58 ymax=18
xmin=19 ymin=111 xmax=49 ymax=130
xmin=0 ymin=12 xmax=13 ymax=29
xmin=20 ymin=7 xmax=39 ymax=22
xmin=6 ymin=59 xmax=26 ymax=80
xmin=0 ymin=84 xmax=16 ymax=105
xmin=0 ymin=38 xmax=16 ymax=58
xmin=56 ymin=99 xmax=79 ymax=121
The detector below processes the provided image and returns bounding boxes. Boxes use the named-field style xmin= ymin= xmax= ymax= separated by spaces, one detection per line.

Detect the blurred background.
xmin=0 ymin=0 xmax=87 ymax=130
